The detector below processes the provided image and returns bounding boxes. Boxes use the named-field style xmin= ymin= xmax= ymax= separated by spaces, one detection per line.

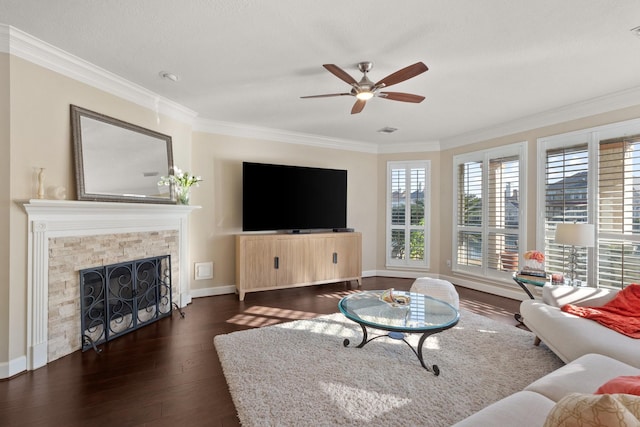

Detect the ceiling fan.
xmin=301 ymin=61 xmax=428 ymax=114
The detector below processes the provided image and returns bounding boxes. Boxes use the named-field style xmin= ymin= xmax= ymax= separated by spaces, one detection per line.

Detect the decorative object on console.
xmin=555 ymin=223 xmax=595 ymax=286
xmin=37 ymin=167 xmax=45 ymax=199
xmin=159 ymin=166 xmax=202 ymax=205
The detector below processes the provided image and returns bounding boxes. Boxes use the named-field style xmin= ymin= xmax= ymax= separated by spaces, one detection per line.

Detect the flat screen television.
xmin=242 ymin=162 xmax=347 ymax=232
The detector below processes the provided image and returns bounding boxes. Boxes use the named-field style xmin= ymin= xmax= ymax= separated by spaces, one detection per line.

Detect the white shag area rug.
xmin=214 ymin=310 xmax=563 ymax=427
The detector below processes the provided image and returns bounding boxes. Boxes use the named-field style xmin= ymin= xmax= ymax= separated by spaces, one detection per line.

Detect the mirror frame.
xmin=71 ymin=105 xmax=175 ymax=204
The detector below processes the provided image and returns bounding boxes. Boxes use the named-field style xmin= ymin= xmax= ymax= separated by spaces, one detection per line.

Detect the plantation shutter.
xmin=543 ymin=144 xmax=589 ymax=280
xmin=597 ymin=136 xmax=640 ymax=287
xmin=387 ymin=161 xmax=429 ymax=268
xmin=488 ymin=155 xmax=520 ymax=272
xmin=456 ymin=161 xmax=483 ymax=268
xmin=454 ymin=144 xmax=523 ymax=278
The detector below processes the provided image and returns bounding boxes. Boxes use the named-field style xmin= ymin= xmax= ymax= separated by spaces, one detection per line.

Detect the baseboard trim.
xmin=0 ymin=355 xmax=27 ymax=379
xmin=373 ymin=269 xmax=527 ymax=301
xmin=190 ymin=284 xmax=237 ymax=298
xmin=438 ymin=274 xmax=527 ymax=301
xmin=190 ymin=274 xmax=380 ymax=298
xmin=373 ymin=269 xmax=437 ymax=280
xmin=187 ymin=272 xmax=528 ymax=302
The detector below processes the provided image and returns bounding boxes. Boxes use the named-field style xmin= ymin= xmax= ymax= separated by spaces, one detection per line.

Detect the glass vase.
xmin=175 ymin=186 xmax=191 ymax=205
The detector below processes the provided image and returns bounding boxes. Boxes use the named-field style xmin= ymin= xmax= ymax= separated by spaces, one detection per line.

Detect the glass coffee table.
xmin=338 ymin=290 xmax=459 ymax=376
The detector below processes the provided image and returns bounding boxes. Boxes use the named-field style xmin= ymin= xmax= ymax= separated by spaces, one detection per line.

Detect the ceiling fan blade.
xmin=323 ymin=64 xmax=358 ymax=86
xmin=378 ymin=92 xmax=425 ymax=103
xmin=300 ymin=93 xmax=351 ymax=99
xmin=374 ymin=62 xmax=428 ymax=88
xmin=351 ymin=99 xmax=367 ymax=114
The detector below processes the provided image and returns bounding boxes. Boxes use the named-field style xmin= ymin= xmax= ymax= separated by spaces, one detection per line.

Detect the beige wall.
xmin=0 ymin=53 xmax=10 ymax=362
xmin=4 ymin=57 xmax=192 ymax=370
xmin=189 ymin=132 xmax=378 ymax=291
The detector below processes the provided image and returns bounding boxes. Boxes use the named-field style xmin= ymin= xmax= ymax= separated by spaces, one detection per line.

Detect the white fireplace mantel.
xmin=22 ymin=199 xmax=200 ymax=371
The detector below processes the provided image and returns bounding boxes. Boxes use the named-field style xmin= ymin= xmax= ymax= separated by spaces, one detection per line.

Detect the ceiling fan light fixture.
xmin=302 ymin=61 xmax=428 ymax=114
xmin=356 ymin=91 xmax=374 ymax=100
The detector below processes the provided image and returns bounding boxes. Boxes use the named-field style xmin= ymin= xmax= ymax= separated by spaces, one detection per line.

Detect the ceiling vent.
xmin=377 ymin=127 xmax=398 ymax=134
xmin=159 ymin=71 xmax=179 ymax=82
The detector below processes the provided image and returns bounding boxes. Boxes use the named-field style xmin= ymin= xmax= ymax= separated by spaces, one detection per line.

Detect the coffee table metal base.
xmin=343 ymin=323 xmax=441 ymax=376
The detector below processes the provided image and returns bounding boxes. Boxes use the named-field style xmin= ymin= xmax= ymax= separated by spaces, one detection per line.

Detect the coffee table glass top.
xmin=338 ymin=290 xmax=459 ymax=333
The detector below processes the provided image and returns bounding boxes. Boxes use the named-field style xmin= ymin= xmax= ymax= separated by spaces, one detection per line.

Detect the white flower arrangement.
xmin=159 ymin=167 xmax=202 ymax=204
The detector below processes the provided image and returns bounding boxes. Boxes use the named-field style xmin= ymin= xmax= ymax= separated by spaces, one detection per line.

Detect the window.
xmin=543 ymin=144 xmax=589 ymax=279
xmin=539 ymin=119 xmax=640 ymax=289
xmin=386 ymin=161 xmax=430 ymax=268
xmin=453 ymin=143 xmax=525 ymax=279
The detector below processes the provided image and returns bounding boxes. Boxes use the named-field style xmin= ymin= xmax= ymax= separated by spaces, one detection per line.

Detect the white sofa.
xmin=454 ymin=285 xmax=640 ymax=425
xmin=453 ymin=353 xmax=640 ymax=426
xmin=521 ymin=285 xmax=640 ymax=368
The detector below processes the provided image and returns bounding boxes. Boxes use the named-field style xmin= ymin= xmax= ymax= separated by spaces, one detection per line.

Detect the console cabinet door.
xmin=276 ymin=238 xmax=311 ymax=286
xmin=237 ymin=237 xmax=277 ymax=290
xmin=331 ymin=234 xmax=362 ymax=280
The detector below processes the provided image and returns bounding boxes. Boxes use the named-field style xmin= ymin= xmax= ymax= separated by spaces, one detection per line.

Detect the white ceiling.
xmin=3 ymin=0 xmax=640 ymax=150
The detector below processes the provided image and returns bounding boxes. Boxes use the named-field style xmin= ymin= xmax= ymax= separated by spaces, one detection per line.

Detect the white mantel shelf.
xmin=21 ymin=199 xmax=200 ymax=372
xmin=22 ymin=199 xmax=200 ymax=235
xmin=22 ymin=198 xmax=201 ymax=216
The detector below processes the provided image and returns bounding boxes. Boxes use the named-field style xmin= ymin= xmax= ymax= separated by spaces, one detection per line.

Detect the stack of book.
xmin=516 ymin=269 xmax=549 ymax=284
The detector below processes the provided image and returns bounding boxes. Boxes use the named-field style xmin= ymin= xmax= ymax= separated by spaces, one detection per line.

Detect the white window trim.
xmin=536 ymin=117 xmax=640 ymax=288
xmin=452 ymin=141 xmax=527 ymax=281
xmin=385 ymin=160 xmax=431 ymax=270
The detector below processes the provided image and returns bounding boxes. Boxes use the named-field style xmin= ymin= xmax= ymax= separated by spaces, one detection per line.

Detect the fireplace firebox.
xmin=80 ymin=255 xmax=180 ymax=352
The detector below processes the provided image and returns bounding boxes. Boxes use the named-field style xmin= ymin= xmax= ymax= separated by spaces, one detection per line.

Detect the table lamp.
xmin=554 ymin=223 xmax=595 ymax=286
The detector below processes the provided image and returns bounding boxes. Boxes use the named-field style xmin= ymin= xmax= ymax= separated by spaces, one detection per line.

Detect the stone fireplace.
xmin=24 ymin=199 xmax=198 ymax=370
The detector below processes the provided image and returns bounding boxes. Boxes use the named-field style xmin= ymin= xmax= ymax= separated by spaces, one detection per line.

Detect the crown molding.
xmin=2 ymin=24 xmax=198 ymax=124
xmin=441 ymin=85 xmax=640 ymax=149
xmin=0 ymin=25 xmax=9 ymax=53
xmin=193 ymin=117 xmax=380 ymax=153
xmin=376 ymin=140 xmax=441 ymax=153
xmin=195 ymin=117 xmax=443 ymax=154
xmin=4 ymin=23 xmax=640 ymax=154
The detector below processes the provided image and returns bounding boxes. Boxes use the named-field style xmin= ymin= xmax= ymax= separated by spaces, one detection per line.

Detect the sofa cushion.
xmin=542 ymin=285 xmax=618 ymax=308
xmin=526 ymin=353 xmax=640 ymax=402
xmin=520 ymin=300 xmax=640 ymax=367
xmin=451 ymin=391 xmax=554 ymax=427
xmin=543 ymin=393 xmax=640 ymax=427
xmin=596 ymin=375 xmax=640 ymax=396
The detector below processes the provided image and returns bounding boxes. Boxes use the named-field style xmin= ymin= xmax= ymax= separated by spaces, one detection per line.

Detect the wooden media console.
xmin=235 ymin=232 xmax=362 ymax=300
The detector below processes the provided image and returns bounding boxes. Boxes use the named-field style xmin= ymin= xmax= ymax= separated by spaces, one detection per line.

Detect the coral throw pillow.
xmin=596 ymin=376 xmax=640 ymax=396
xmin=544 ymin=393 xmax=640 ymax=427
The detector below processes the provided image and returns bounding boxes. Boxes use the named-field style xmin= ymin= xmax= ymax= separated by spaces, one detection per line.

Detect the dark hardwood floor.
xmin=0 ymin=277 xmax=522 ymax=427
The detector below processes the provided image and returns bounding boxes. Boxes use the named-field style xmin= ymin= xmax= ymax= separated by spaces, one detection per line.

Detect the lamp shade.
xmin=555 ymin=223 xmax=595 ymax=247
